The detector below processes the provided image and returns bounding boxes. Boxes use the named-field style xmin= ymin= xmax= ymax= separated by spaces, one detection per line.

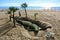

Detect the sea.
xmin=0 ymin=6 xmax=60 ymax=10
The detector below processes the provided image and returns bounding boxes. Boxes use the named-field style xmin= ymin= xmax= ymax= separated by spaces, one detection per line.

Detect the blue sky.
xmin=0 ymin=0 xmax=60 ymax=7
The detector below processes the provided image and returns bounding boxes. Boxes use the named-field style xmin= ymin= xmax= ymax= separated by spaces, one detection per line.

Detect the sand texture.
xmin=0 ymin=10 xmax=60 ymax=40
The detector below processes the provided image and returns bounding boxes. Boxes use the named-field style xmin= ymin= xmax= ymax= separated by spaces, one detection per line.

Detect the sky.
xmin=0 ymin=0 xmax=60 ymax=7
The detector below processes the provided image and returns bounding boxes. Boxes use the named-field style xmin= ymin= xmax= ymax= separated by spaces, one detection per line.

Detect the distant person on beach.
xmin=19 ymin=11 xmax=21 ymax=17
xmin=45 ymin=28 xmax=55 ymax=40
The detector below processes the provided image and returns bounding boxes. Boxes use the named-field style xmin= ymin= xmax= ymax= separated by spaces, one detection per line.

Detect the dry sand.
xmin=0 ymin=10 xmax=60 ymax=40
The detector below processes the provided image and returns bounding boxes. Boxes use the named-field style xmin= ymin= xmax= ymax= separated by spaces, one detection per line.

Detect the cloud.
xmin=0 ymin=3 xmax=20 ymax=6
xmin=0 ymin=0 xmax=60 ymax=7
xmin=28 ymin=2 xmax=60 ymax=7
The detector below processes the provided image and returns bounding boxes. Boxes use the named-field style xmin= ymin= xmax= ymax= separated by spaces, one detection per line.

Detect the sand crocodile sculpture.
xmin=16 ymin=19 xmax=39 ymax=32
xmin=15 ymin=17 xmax=52 ymax=31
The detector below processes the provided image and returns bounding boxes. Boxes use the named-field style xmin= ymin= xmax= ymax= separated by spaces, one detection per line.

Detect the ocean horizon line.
xmin=0 ymin=6 xmax=60 ymax=10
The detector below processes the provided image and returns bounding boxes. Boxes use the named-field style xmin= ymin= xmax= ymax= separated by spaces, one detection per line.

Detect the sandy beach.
xmin=0 ymin=9 xmax=60 ymax=40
